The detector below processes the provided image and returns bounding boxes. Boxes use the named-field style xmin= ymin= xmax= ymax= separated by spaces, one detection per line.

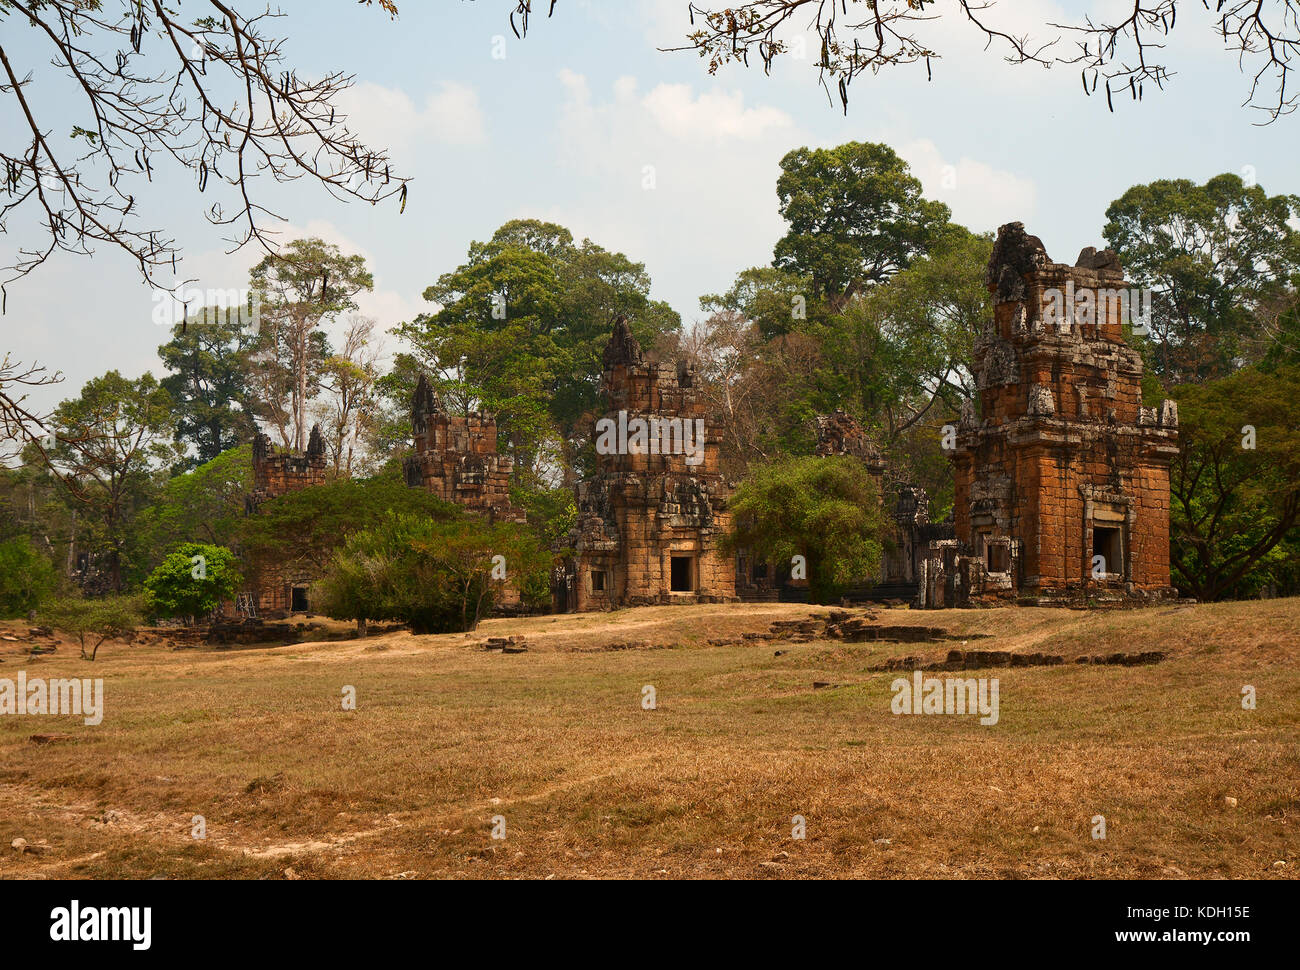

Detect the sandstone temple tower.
xmin=554 ymin=316 xmax=736 ymax=611
xmin=243 ymin=425 xmax=329 ymax=614
xmin=922 ymin=222 xmax=1179 ymax=607
xmin=403 ymin=373 xmax=525 ymax=524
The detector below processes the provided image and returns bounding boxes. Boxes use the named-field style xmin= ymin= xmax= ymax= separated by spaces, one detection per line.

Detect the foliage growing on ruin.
xmin=315 ymin=511 xmax=552 ymax=635
xmin=724 ymin=455 xmax=885 ymax=603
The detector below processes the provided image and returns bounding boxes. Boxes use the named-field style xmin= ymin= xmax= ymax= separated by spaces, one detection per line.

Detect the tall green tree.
xmin=158 ymin=315 xmax=258 ymax=470
xmin=250 ymin=238 xmax=372 ymax=451
xmin=133 ymin=444 xmax=253 ymax=581
xmin=773 ymin=142 xmax=950 ymax=306
xmin=1104 ymin=174 xmax=1300 ymax=384
xmin=49 ymin=372 xmax=179 ymax=592
xmin=395 ymin=219 xmax=680 ymax=485
xmin=1170 ymin=364 xmax=1300 ymax=600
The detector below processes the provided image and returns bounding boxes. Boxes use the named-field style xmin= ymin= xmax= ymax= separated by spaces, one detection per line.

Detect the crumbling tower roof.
xmin=602 ymin=314 xmax=643 ymax=370
xmin=986 ymin=221 xmax=1050 ymax=296
xmin=411 ymin=371 xmax=443 ymax=435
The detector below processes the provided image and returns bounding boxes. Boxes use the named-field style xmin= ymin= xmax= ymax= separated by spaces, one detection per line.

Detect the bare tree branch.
xmin=0 ymin=0 xmax=411 ymax=309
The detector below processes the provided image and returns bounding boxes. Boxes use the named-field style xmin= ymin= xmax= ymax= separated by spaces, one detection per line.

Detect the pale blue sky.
xmin=6 ymin=0 xmax=1298 ymax=418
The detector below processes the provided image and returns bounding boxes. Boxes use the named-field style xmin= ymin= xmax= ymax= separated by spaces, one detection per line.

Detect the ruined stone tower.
xmin=402 ymin=373 xmax=525 ymax=525
xmin=555 ymin=316 xmax=736 ymax=611
xmin=244 ymin=425 xmax=329 ymax=614
xmin=923 ymin=222 xmax=1179 ymax=607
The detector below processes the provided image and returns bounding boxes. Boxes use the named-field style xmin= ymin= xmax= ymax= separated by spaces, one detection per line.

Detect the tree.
xmin=1104 ymin=174 xmax=1300 ymax=383
xmin=0 ymin=536 xmax=57 ymax=617
xmin=238 ymin=476 xmax=465 ymax=598
xmin=250 ymin=238 xmax=372 ymax=451
xmin=0 ymin=0 xmax=408 ymax=304
xmin=675 ymin=311 xmax=827 ymax=473
xmin=1170 ymin=364 xmax=1300 ymax=600
xmin=396 ymin=219 xmax=680 ymax=485
xmin=158 ymin=315 xmax=258 ymax=470
xmin=669 ymin=2 xmax=1300 ymax=122
xmin=143 ymin=542 xmax=242 ymax=623
xmin=822 ymin=225 xmax=991 ymax=454
xmin=315 ymin=511 xmax=551 ymax=635
xmin=38 ymin=594 xmax=144 ymax=660
xmin=316 ymin=314 xmax=383 ymax=477
xmin=773 ymin=143 xmax=950 ymax=306
xmin=49 ymin=371 xmax=179 ymax=592
xmin=133 ymin=444 xmax=252 ymax=583
xmin=700 ymin=266 xmax=818 ymax=340
xmin=724 ymin=455 xmax=885 ymax=603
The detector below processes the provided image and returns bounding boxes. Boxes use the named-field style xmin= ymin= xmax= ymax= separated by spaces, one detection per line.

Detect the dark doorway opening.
xmin=291 ymin=586 xmax=309 ymax=612
xmin=670 ymin=556 xmax=694 ymax=592
xmin=591 ymin=569 xmax=606 ymax=592
xmin=986 ymin=542 xmax=1009 ymax=573
xmin=1092 ymin=526 xmax=1121 ymax=576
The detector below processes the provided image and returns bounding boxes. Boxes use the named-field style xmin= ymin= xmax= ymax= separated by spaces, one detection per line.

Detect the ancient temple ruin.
xmin=403 ymin=372 xmax=525 ymax=525
xmin=553 ymin=316 xmax=736 ymax=611
xmin=920 ymin=222 xmax=1180 ymax=607
xmin=243 ymin=425 xmax=329 ymax=614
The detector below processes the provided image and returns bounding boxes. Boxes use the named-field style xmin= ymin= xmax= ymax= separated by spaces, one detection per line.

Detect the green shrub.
xmin=315 ymin=511 xmax=551 ymax=635
xmin=725 ymin=455 xmax=885 ymax=604
xmin=38 ymin=594 xmax=144 ymax=660
xmin=143 ymin=543 xmax=242 ymax=622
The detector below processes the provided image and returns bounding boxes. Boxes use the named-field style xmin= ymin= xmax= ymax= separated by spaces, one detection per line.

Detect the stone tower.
xmin=924 ymin=222 xmax=1179 ymax=607
xmin=244 ymin=425 xmax=329 ymax=614
xmin=402 ymin=373 xmax=525 ymax=524
xmin=555 ymin=315 xmax=736 ymax=611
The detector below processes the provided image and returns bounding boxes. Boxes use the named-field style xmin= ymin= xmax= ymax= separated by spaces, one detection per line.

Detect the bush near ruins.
xmin=38 ymin=595 xmax=144 ymax=661
xmin=143 ymin=543 xmax=243 ymax=623
xmin=237 ymin=476 xmax=464 ymax=594
xmin=315 ymin=511 xmax=551 ymax=635
xmin=0 ymin=537 xmax=58 ymax=618
xmin=724 ymin=456 xmax=885 ymax=604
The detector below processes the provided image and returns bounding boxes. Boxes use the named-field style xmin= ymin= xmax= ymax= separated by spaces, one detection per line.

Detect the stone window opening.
xmin=670 ymin=555 xmax=696 ymax=593
xmin=291 ymin=586 xmax=309 ymax=613
xmin=591 ymin=569 xmax=607 ymax=592
xmin=986 ymin=541 xmax=1010 ymax=574
xmin=1092 ymin=525 xmax=1123 ymax=578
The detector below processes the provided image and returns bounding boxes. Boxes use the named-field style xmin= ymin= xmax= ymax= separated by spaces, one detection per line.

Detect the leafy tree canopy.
xmin=395 ymin=219 xmax=681 ymax=484
xmin=725 ymin=455 xmax=885 ymax=603
xmin=315 ymin=511 xmax=552 ymax=635
xmin=773 ymin=142 xmax=951 ymax=305
xmin=1170 ymin=363 xmax=1300 ymax=600
xmin=1104 ymin=173 xmax=1300 ymax=383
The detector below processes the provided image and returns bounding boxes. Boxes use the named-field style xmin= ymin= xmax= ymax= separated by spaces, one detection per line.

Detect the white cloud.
xmin=642 ymin=83 xmax=795 ymax=141
xmin=335 ymin=80 xmax=487 ymax=152
xmin=547 ymin=70 xmax=1038 ymax=324
xmin=896 ymin=138 xmax=1038 ymax=235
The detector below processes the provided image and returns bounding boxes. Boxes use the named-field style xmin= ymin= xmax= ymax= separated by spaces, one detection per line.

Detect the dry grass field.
xmin=1 ymin=598 xmax=1297 ymax=879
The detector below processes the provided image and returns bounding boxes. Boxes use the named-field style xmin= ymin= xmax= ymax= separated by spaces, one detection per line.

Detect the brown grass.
xmin=1 ymin=599 xmax=1297 ymax=879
